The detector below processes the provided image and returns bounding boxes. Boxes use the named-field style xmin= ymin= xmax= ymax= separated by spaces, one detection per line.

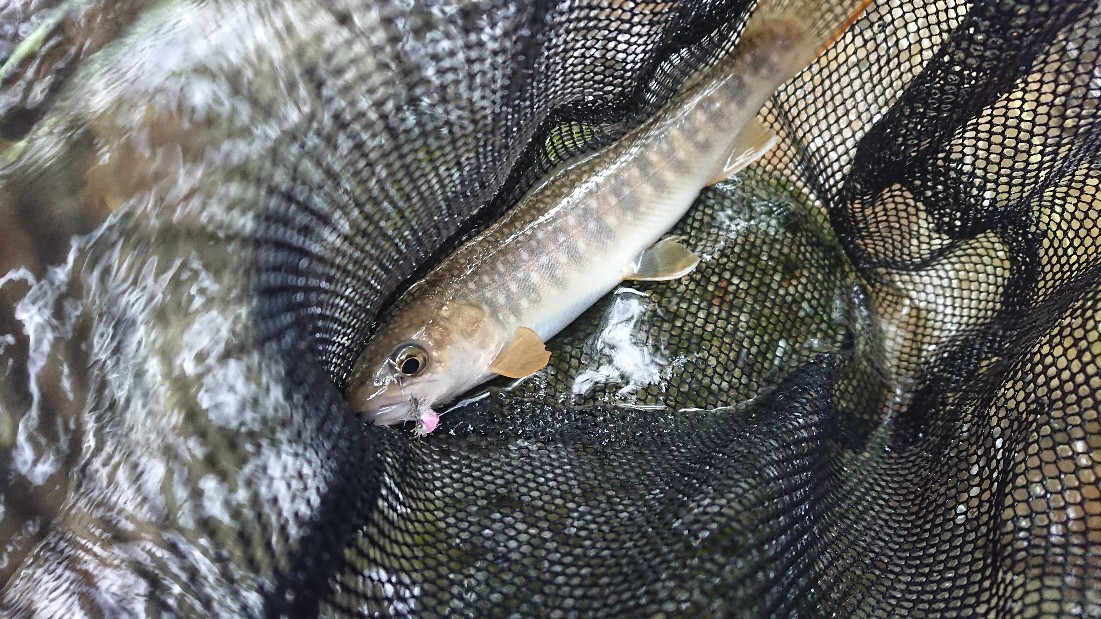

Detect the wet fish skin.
xmin=347 ymin=4 xmax=863 ymax=430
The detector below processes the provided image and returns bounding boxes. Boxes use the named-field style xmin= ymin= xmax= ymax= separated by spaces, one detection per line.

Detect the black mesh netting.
xmin=0 ymin=0 xmax=1099 ymax=616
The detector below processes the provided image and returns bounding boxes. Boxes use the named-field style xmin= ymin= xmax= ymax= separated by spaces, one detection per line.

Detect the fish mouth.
xmin=353 ymin=375 xmax=449 ymax=427
xmin=367 ymin=400 xmax=422 ymax=426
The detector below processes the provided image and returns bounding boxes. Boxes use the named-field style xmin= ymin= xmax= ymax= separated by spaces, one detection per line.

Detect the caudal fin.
xmin=746 ymin=0 xmax=872 ymax=68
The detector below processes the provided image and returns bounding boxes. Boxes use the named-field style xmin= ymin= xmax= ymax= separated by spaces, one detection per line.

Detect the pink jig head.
xmin=414 ymin=409 xmax=440 ymax=437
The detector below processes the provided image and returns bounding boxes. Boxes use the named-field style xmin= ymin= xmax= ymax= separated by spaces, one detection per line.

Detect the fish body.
xmin=347 ymin=1 xmax=866 ymax=430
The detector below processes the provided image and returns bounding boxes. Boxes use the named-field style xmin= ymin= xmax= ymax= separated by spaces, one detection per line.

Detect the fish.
xmin=346 ymin=0 xmax=869 ymax=434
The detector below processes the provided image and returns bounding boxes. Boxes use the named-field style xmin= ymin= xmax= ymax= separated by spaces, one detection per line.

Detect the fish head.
xmin=346 ymin=298 xmax=499 ymax=426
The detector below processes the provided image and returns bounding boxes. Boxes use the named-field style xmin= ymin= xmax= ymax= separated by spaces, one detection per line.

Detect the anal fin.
xmin=490 ymin=326 xmax=550 ymax=378
xmin=625 ymin=237 xmax=700 ymax=281
xmin=706 ymin=119 xmax=779 ymax=186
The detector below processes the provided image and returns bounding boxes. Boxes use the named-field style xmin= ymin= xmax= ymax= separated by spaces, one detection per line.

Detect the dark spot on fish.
xmin=591 ymin=215 xmax=613 ymax=239
xmin=656 ymin=139 xmax=690 ymax=175
xmin=722 ymin=75 xmax=749 ymax=107
xmin=647 ymin=170 xmax=665 ymax=192
xmin=539 ymin=252 xmax=565 ymax=287
xmin=562 ymin=239 xmax=583 ymax=263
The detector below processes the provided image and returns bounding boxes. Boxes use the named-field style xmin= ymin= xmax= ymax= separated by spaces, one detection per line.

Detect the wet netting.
xmin=0 ymin=0 xmax=1099 ymax=615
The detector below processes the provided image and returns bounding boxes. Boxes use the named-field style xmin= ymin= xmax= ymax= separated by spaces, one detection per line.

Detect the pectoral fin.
xmin=706 ymin=119 xmax=778 ymax=186
xmin=490 ymin=326 xmax=550 ymax=378
xmin=625 ymin=237 xmax=700 ymax=281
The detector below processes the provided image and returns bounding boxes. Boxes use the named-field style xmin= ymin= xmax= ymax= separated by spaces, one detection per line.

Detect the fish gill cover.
xmin=0 ymin=0 xmax=1098 ymax=616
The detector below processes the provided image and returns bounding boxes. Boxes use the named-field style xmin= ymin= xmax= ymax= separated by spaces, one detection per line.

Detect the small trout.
xmin=347 ymin=0 xmax=866 ymax=433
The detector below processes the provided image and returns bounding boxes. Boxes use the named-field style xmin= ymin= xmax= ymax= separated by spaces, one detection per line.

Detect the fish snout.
xmin=368 ymin=399 xmax=421 ymax=426
xmin=351 ymin=376 xmax=448 ymax=426
xmin=348 ymin=379 xmax=416 ymax=424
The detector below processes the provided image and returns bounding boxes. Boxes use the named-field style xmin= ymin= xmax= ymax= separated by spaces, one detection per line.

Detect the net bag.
xmin=0 ymin=0 xmax=1098 ymax=616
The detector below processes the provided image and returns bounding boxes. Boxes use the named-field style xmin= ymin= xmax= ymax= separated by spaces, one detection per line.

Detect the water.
xmin=0 ymin=2 xmax=364 ymax=612
xmin=571 ymin=289 xmax=672 ymax=400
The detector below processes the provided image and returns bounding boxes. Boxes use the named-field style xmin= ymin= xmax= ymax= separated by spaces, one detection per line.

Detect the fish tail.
xmin=746 ymin=0 xmax=872 ymax=68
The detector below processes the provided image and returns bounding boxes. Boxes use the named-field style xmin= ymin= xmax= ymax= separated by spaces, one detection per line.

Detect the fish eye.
xmin=391 ymin=343 xmax=429 ymax=377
